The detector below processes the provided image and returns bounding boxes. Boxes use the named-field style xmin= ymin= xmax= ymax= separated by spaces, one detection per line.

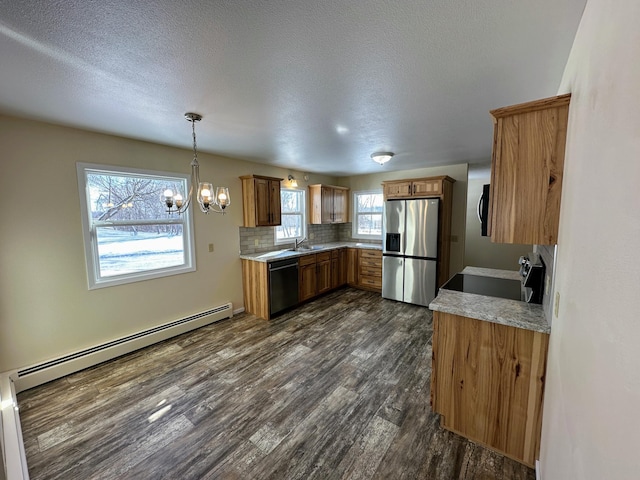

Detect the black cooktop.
xmin=441 ymin=273 xmax=522 ymax=301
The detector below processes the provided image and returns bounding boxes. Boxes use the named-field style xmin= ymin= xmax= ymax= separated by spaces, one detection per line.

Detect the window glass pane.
xmin=280 ymin=190 xmax=301 ymax=214
xmin=276 ymin=214 xmax=302 ymax=240
xmin=357 ymin=214 xmax=382 ymax=236
xmin=87 ymin=172 xmax=180 ymax=221
xmin=96 ymin=225 xmax=185 ymax=277
xmin=356 ymin=193 xmax=384 ymax=213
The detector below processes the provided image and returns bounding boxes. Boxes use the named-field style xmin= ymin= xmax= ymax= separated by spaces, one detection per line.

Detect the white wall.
xmin=0 ymin=115 xmax=334 ymax=372
xmin=539 ymin=0 xmax=640 ymax=478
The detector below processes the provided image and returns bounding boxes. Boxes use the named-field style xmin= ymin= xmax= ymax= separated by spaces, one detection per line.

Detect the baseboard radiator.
xmin=14 ymin=303 xmax=233 ymax=393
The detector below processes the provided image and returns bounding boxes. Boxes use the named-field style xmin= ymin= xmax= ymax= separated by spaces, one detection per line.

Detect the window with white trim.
xmin=76 ymin=163 xmax=195 ymax=289
xmin=275 ymin=188 xmax=306 ymax=244
xmin=352 ymin=190 xmax=384 ymax=239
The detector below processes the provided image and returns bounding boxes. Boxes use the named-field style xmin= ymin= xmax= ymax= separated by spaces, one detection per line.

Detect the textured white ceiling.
xmin=0 ymin=0 xmax=586 ymax=175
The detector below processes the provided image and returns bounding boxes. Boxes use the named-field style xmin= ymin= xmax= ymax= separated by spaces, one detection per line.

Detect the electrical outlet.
xmin=254 ymin=239 xmax=260 ymax=247
xmin=208 ymin=243 xmax=214 ymax=253
xmin=554 ymin=291 xmax=560 ymax=317
xmin=310 ymin=233 xmax=315 ymax=240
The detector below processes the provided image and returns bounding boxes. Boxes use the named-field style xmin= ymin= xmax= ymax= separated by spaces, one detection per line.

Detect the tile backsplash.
xmin=239 ymin=223 xmax=381 ymax=254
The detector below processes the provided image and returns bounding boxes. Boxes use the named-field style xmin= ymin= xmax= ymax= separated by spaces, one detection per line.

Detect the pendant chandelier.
xmin=162 ymin=113 xmax=230 ymax=215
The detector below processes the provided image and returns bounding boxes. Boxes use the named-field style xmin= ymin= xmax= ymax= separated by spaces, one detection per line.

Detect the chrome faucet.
xmin=293 ymin=237 xmax=307 ymax=251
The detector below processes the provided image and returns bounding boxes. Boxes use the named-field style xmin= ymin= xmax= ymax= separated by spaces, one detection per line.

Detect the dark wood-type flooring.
xmin=18 ymin=288 xmax=535 ymax=480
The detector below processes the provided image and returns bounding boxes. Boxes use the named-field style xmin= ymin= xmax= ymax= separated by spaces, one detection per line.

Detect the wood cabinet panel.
xmin=489 ymin=94 xmax=570 ymax=245
xmin=431 ymin=311 xmax=549 ymax=468
xmin=241 ymin=259 xmax=270 ymax=320
xmin=240 ymin=175 xmax=283 ymax=227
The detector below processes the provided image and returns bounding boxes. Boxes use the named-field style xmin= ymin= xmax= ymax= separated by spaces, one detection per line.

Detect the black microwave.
xmin=479 ymin=184 xmax=490 ymax=236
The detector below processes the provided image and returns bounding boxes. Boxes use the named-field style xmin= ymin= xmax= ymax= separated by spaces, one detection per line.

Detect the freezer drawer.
xmin=403 ymin=258 xmax=437 ymax=307
xmin=382 ymin=256 xmax=404 ymax=302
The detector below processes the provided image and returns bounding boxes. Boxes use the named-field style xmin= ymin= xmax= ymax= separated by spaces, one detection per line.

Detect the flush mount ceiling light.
xmin=371 ymin=152 xmax=394 ymax=165
xmin=287 ymin=175 xmax=298 ymax=187
xmin=162 ymin=113 xmax=230 ymax=215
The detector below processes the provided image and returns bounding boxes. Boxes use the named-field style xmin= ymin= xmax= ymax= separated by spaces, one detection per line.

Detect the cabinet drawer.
xmin=359 ymin=275 xmax=382 ymax=289
xmin=360 ymin=265 xmax=381 ymax=277
xmin=331 ymin=249 xmax=342 ymax=260
xmin=299 ymin=254 xmax=316 ymax=266
xmin=316 ymin=252 xmax=331 ymax=263
xmin=359 ymin=249 xmax=382 ymax=260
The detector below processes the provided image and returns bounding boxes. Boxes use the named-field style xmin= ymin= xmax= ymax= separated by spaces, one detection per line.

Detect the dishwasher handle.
xmin=268 ymin=259 xmax=299 ymax=271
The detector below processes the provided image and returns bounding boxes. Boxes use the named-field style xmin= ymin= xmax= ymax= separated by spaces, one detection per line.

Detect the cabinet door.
xmin=346 ymin=248 xmax=358 ymax=285
xmin=255 ymin=178 xmax=272 ymax=226
xmin=332 ymin=188 xmax=348 ymax=223
xmin=330 ymin=257 xmax=339 ymax=289
xmin=338 ymin=248 xmax=347 ymax=286
xmin=299 ymin=263 xmax=317 ymax=301
xmin=321 ymin=186 xmax=333 ymax=223
xmin=489 ymin=95 xmax=569 ymax=244
xmin=412 ymin=179 xmax=442 ymax=197
xmin=384 ymin=181 xmax=412 ymax=199
xmin=268 ymin=180 xmax=282 ymax=226
xmin=316 ymin=260 xmax=332 ymax=294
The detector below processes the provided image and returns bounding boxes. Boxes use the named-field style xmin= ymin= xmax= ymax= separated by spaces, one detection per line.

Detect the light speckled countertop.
xmin=240 ymin=242 xmax=381 ymax=263
xmin=429 ymin=266 xmax=550 ymax=334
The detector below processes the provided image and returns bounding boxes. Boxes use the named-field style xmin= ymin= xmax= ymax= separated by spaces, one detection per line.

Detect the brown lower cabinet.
xmin=430 ymin=311 xmax=549 ymax=468
xmin=347 ymin=248 xmax=382 ymax=293
xmin=242 ymin=247 xmax=382 ymax=320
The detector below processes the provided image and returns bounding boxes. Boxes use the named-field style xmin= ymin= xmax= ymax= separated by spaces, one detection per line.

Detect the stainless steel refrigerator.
xmin=382 ymin=198 xmax=439 ymax=306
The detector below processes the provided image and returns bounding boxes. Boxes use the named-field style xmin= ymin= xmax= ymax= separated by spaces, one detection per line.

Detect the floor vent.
xmin=14 ymin=303 xmax=233 ymax=392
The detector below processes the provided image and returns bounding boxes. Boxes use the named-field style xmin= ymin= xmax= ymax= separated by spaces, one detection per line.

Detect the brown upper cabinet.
xmin=382 ymin=177 xmax=443 ymax=199
xmin=489 ymin=94 xmax=570 ymax=245
xmin=309 ymin=184 xmax=349 ymax=224
xmin=240 ymin=175 xmax=283 ymax=227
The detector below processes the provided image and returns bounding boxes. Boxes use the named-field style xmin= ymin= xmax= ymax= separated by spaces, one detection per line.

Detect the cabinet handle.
xmin=413 ymin=184 xmax=416 ymax=194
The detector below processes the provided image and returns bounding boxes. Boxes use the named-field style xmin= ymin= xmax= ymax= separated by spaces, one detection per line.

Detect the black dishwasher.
xmin=268 ymin=258 xmax=299 ymax=316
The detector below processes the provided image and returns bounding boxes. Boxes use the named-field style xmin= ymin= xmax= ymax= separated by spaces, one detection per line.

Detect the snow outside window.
xmin=352 ymin=190 xmax=384 ymax=240
xmin=275 ymin=188 xmax=306 ymax=244
xmin=76 ymin=163 xmax=195 ymax=289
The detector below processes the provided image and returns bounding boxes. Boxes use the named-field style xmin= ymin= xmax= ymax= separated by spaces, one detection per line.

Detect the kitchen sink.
xmin=293 ymin=245 xmax=324 ymax=252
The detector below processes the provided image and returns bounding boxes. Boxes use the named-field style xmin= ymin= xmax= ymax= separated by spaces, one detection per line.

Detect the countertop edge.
xmin=430 ymin=267 xmax=550 ymax=334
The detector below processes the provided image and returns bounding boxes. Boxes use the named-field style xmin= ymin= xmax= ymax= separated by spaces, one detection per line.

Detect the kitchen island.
xmin=429 ymin=266 xmax=549 ymax=468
